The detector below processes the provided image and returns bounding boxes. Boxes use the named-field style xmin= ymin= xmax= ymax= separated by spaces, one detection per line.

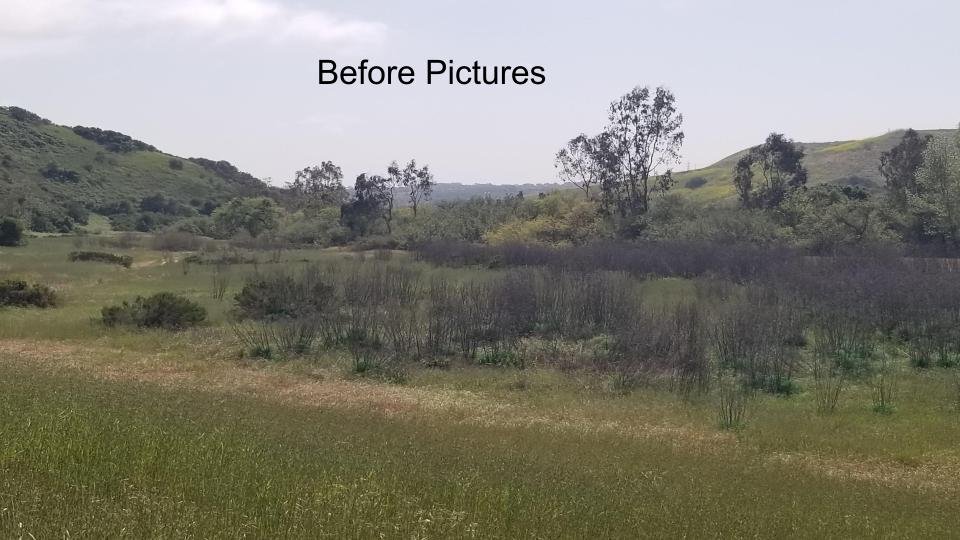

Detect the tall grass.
xmin=1 ymin=364 xmax=959 ymax=538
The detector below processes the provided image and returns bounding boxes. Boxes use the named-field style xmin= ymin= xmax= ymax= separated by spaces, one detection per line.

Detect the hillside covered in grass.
xmin=0 ymin=106 xmax=271 ymax=232
xmin=673 ymin=129 xmax=955 ymax=202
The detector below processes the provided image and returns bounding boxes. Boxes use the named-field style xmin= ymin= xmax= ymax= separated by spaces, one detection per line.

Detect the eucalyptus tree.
xmin=555 ymin=134 xmax=603 ymax=199
xmin=288 ymin=161 xmax=348 ymax=211
xmin=389 ymin=159 xmax=435 ymax=217
xmin=909 ymin=127 xmax=960 ymax=245
xmin=599 ymin=86 xmax=684 ymax=217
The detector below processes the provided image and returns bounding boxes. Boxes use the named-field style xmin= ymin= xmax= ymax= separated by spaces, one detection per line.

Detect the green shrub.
xmin=102 ymin=293 xmax=206 ymax=330
xmin=30 ymin=210 xmax=75 ymax=233
xmin=0 ymin=280 xmax=58 ymax=308
xmin=40 ymin=162 xmax=81 ymax=183
xmin=476 ymin=346 xmax=523 ymax=368
xmin=0 ymin=217 xmax=24 ymax=246
xmin=234 ymin=272 xmax=335 ymax=320
xmin=68 ymin=251 xmax=133 ymax=268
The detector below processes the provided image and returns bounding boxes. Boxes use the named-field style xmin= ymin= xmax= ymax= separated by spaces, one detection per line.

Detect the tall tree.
xmin=598 ymin=86 xmax=684 ymax=217
xmin=388 ymin=159 xmax=435 ymax=218
xmin=341 ymin=173 xmax=391 ymax=235
xmin=880 ymin=129 xmax=932 ymax=211
xmin=555 ymin=134 xmax=603 ymax=199
xmin=406 ymin=160 xmax=434 ymax=217
xmin=733 ymin=133 xmax=808 ymax=209
xmin=288 ymin=161 xmax=347 ymax=211
xmin=909 ymin=128 xmax=960 ymax=246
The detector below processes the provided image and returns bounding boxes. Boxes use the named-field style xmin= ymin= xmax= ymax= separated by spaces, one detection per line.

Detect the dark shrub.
xmin=140 ymin=194 xmax=193 ymax=216
xmin=96 ymin=200 xmax=135 ymax=216
xmin=30 ymin=210 xmax=74 ymax=233
xmin=64 ymin=202 xmax=90 ymax=225
xmin=102 ymin=292 xmax=206 ymax=330
xmin=106 ymin=212 xmax=164 ymax=233
xmin=168 ymin=158 xmax=184 ymax=170
xmin=0 ymin=280 xmax=58 ymax=308
xmin=684 ymin=177 xmax=708 ymax=189
xmin=0 ymin=218 xmax=24 ymax=246
xmin=5 ymin=106 xmax=48 ymax=124
xmin=234 ymin=270 xmax=336 ymax=321
xmin=68 ymin=251 xmax=133 ymax=268
xmin=40 ymin=162 xmax=81 ymax=183
xmin=72 ymin=126 xmax=156 ymax=153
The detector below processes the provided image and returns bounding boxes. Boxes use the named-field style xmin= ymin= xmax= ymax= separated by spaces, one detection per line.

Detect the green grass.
xmin=2 ymin=238 xmax=960 ymax=536
xmin=2 ymin=362 xmax=959 ymax=538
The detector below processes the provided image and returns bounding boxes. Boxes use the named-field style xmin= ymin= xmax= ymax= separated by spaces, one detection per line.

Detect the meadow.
xmin=2 ymin=235 xmax=960 ymax=538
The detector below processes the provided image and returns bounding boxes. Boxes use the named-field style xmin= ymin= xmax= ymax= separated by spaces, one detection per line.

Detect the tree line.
xmin=556 ymin=84 xmax=960 ymax=250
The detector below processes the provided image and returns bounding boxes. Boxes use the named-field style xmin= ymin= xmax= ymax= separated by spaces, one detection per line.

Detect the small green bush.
xmin=68 ymin=251 xmax=133 ymax=268
xmin=0 ymin=280 xmax=58 ymax=308
xmin=102 ymin=293 xmax=206 ymax=330
xmin=0 ymin=218 xmax=24 ymax=246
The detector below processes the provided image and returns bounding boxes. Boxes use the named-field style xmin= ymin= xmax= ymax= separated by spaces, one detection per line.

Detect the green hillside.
xmin=0 ymin=106 xmax=270 ymax=232
xmin=673 ymin=129 xmax=955 ymax=203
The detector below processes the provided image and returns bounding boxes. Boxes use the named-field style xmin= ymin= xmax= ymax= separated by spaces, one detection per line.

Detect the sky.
xmin=1 ymin=0 xmax=959 ymax=186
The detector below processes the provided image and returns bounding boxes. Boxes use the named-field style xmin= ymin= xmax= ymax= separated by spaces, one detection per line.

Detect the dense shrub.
xmin=72 ymin=126 xmax=157 ymax=153
xmin=188 ymin=158 xmax=265 ymax=190
xmin=68 ymin=251 xmax=133 ymax=268
xmin=173 ymin=216 xmax=219 ymax=237
xmin=108 ymin=212 xmax=178 ymax=233
xmin=102 ymin=293 xmax=206 ymax=329
xmin=234 ymin=270 xmax=337 ymax=321
xmin=0 ymin=280 xmax=58 ymax=308
xmin=64 ymin=202 xmax=90 ymax=225
xmin=684 ymin=177 xmax=708 ymax=189
xmin=0 ymin=218 xmax=24 ymax=246
xmin=95 ymin=200 xmax=135 ymax=216
xmin=140 ymin=194 xmax=194 ymax=216
xmin=40 ymin=162 xmax=81 ymax=183
xmin=5 ymin=106 xmax=49 ymax=124
xmin=30 ymin=209 xmax=75 ymax=233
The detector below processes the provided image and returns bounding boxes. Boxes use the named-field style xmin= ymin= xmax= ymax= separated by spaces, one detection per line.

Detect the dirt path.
xmin=1 ymin=337 xmax=958 ymax=494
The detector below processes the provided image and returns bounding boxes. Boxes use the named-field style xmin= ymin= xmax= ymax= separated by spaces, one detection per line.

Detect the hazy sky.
xmin=2 ymin=0 xmax=959 ymax=185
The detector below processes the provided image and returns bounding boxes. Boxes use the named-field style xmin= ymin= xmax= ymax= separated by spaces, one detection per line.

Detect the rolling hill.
xmin=2 ymin=103 xmax=954 ymax=232
xmin=672 ymin=129 xmax=955 ymax=203
xmin=0 ymin=106 xmax=271 ymax=231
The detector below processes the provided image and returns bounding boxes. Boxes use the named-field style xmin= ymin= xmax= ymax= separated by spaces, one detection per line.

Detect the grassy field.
xmin=2 ymin=237 xmax=960 ymax=537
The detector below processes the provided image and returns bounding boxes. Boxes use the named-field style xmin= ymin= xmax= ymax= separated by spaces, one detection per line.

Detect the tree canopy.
xmin=733 ymin=133 xmax=808 ymax=209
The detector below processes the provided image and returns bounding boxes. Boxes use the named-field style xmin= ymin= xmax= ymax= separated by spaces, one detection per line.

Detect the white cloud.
xmin=0 ymin=0 xmax=387 ymax=56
